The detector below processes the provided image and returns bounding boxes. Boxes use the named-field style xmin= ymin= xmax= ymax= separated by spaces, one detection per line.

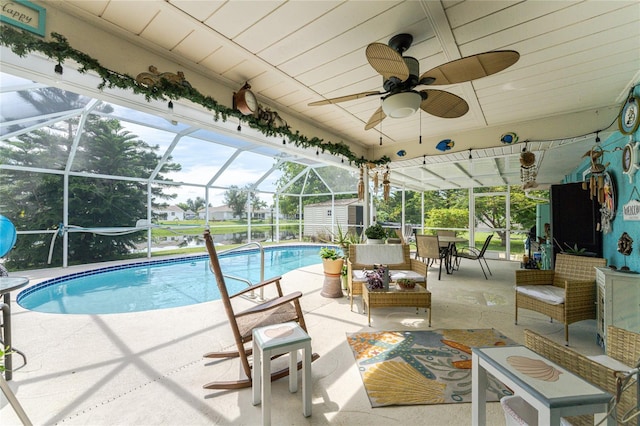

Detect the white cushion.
xmin=352 ymin=269 xmax=425 ymax=283
xmin=501 ymin=395 xmax=538 ymax=426
xmin=354 ymin=244 xmax=405 ymax=265
xmin=587 ymin=354 xmax=632 ymax=371
xmin=501 ymin=395 xmax=575 ymax=426
xmin=516 ymin=285 xmax=565 ymax=305
xmin=389 ymin=270 xmax=425 ymax=282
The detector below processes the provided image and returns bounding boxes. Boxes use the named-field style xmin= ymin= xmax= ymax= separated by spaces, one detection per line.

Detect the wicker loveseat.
xmin=347 ymin=244 xmax=427 ymax=311
xmin=524 ymin=326 xmax=640 ymax=426
xmin=515 ymin=253 xmax=606 ymax=345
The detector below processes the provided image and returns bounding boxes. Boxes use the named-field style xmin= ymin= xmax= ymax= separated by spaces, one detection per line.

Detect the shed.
xmin=303 ymin=198 xmax=364 ymax=238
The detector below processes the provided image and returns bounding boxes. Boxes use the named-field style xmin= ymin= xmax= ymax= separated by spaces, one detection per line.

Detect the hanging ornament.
xmin=373 ymin=169 xmax=379 ymax=194
xmin=617 ymin=232 xmax=633 ymax=271
xmin=382 ymin=169 xmax=391 ymax=201
xmin=436 ymin=139 xmax=454 ymax=152
xmin=357 ymin=167 xmax=365 ymax=201
xmin=500 ymin=132 xmax=518 ymax=144
xmin=520 ymin=145 xmax=538 ymax=189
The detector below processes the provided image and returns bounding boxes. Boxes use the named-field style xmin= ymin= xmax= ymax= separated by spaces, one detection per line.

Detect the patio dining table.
xmin=437 ymin=236 xmax=467 ymax=274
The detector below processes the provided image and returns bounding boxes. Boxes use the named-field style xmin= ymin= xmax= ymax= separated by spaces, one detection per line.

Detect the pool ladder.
xmin=218 ymin=242 xmax=267 ymax=302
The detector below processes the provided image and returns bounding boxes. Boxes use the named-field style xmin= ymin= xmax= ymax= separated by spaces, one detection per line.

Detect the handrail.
xmin=218 ymin=242 xmax=265 ymax=300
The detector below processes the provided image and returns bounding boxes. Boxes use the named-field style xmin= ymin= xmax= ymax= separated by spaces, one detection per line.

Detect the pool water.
xmin=18 ymin=245 xmax=328 ymax=315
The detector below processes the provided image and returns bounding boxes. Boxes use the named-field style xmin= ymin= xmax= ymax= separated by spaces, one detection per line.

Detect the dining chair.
xmin=201 ymin=230 xmax=319 ymax=390
xmin=455 ymin=234 xmax=493 ymax=279
xmin=415 ymin=234 xmax=447 ymax=280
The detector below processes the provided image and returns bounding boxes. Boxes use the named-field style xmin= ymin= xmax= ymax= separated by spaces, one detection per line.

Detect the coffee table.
xmin=362 ymin=284 xmax=431 ymax=327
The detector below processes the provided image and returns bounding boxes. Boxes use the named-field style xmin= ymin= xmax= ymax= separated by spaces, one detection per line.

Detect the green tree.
xmin=1 ymin=88 xmax=180 ymax=268
xmin=223 ymin=184 xmax=266 ymax=218
xmin=177 ymin=197 xmax=208 ymax=213
xmin=424 ymin=208 xmax=469 ymax=231
xmin=223 ymin=185 xmax=246 ymax=218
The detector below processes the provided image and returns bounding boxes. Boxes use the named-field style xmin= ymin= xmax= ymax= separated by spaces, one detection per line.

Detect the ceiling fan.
xmin=309 ymin=33 xmax=519 ymax=130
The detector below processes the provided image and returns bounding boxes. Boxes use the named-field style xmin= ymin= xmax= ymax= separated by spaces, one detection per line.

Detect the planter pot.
xmin=321 ymin=258 xmax=344 ymax=298
xmin=366 ymin=238 xmax=385 ymax=244
xmin=322 ymin=258 xmax=344 ymax=275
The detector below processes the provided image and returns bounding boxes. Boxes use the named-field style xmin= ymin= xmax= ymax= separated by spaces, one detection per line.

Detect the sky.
xmin=1 ymin=71 xmax=282 ymax=208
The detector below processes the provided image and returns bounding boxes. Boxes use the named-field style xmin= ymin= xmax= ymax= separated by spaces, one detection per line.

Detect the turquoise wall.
xmin=563 ymin=84 xmax=640 ymax=273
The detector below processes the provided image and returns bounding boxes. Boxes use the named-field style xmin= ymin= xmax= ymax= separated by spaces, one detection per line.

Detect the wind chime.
xmin=581 ymin=145 xmax=610 ymax=203
xmin=382 ymin=167 xmax=391 ymax=201
xmin=357 ymin=166 xmax=365 ymax=201
xmin=581 ymin=145 xmax=614 ymax=233
xmin=358 ymin=164 xmax=391 ymax=201
xmin=519 ymin=144 xmax=538 ymax=189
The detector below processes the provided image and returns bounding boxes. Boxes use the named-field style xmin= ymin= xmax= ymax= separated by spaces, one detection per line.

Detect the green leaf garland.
xmin=0 ymin=26 xmax=390 ymax=167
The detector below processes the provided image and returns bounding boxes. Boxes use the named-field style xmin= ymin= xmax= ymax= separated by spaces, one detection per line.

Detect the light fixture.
xmin=468 ymin=149 xmax=472 ymax=160
xmin=237 ymin=123 xmax=241 ymax=132
xmin=54 ymin=62 xmax=63 ymax=75
xmin=595 ymin=131 xmax=601 ymax=143
xmin=168 ymin=101 xmax=174 ymax=110
xmin=423 ymin=155 xmax=426 ymax=165
xmin=381 ymin=91 xmax=422 ymax=118
xmin=378 ymin=110 xmax=383 ymax=146
xmin=419 ymin=113 xmax=422 ymax=144
xmin=282 ymin=139 xmax=286 ymax=145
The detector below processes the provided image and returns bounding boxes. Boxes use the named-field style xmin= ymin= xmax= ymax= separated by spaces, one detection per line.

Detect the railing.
xmin=218 ymin=241 xmax=266 ymax=301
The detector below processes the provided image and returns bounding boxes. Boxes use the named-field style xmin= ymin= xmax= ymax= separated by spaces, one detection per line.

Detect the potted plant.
xmin=364 ymin=223 xmax=387 ymax=244
xmin=319 ymin=246 xmax=344 ymax=275
xmin=319 ymin=246 xmax=344 ymax=298
xmin=396 ymin=278 xmax=417 ymax=290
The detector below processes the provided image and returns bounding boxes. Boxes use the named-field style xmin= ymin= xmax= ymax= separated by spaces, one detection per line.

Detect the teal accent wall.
xmin=563 ymin=84 xmax=640 ymax=273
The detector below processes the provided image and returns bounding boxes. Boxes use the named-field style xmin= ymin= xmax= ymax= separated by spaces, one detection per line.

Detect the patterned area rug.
xmin=346 ymin=328 xmax=516 ymax=407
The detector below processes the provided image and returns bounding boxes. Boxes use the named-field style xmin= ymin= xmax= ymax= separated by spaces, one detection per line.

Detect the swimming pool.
xmin=17 ymin=245 xmax=329 ymax=315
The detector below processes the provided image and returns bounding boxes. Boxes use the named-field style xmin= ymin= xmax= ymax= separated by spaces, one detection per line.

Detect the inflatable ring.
xmin=0 ymin=214 xmax=17 ymax=257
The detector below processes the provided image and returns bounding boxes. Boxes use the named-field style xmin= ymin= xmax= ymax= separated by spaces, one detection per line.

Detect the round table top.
xmin=0 ymin=276 xmax=29 ymax=294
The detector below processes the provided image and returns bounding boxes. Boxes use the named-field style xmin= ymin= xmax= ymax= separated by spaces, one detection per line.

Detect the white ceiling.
xmin=7 ymin=0 xmax=640 ymax=192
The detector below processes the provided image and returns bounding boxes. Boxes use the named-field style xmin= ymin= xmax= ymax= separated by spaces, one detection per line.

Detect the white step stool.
xmin=252 ymin=322 xmax=312 ymax=426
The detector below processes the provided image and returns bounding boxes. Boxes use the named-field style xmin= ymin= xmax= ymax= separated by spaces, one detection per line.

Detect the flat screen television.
xmin=550 ymin=182 xmax=602 ymax=259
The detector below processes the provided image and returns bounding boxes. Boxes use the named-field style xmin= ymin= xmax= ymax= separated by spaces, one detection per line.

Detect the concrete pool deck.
xmin=1 ymin=254 xmax=603 ymax=425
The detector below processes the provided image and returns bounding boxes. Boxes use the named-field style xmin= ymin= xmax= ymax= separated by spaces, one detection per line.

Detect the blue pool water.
xmin=17 ymin=245 xmax=328 ymax=315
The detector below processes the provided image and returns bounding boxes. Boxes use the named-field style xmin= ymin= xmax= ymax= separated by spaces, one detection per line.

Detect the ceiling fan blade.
xmin=364 ymin=107 xmax=387 ymax=130
xmin=420 ymin=50 xmax=520 ymax=85
xmin=308 ymin=91 xmax=383 ymax=106
xmin=366 ymin=42 xmax=409 ymax=81
xmin=420 ymin=89 xmax=469 ymax=118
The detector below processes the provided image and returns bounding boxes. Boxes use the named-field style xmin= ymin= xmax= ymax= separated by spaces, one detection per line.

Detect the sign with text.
xmin=1 ymin=0 xmax=45 ymax=36
xmin=623 ymin=198 xmax=640 ymax=221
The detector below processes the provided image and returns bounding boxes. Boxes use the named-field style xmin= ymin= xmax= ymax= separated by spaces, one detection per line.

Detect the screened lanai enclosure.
xmin=1 ymin=71 xmax=549 ymax=271
xmin=0 ymin=72 xmax=365 ymax=269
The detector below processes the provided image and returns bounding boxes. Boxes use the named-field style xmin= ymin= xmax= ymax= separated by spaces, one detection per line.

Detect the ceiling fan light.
xmin=382 ymin=92 xmax=421 ymax=118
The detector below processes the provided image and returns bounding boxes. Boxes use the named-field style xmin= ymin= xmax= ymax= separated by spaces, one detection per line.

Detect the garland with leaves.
xmin=0 ymin=26 xmax=390 ymax=167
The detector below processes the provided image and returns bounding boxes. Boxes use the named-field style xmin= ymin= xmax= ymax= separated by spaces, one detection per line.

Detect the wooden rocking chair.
xmin=202 ymin=230 xmax=318 ymax=390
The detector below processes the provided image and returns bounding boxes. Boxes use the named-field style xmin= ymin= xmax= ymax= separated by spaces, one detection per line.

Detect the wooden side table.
xmin=252 ymin=322 xmax=312 ymax=426
xmin=362 ymin=284 xmax=431 ymax=326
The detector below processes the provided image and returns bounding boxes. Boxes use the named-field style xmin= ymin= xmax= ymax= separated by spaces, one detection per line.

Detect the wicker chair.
xmin=415 ymin=234 xmax=448 ymax=280
xmin=347 ymin=244 xmax=427 ymax=310
xmin=524 ymin=326 xmax=640 ymax=426
xmin=515 ymin=253 xmax=606 ymax=345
